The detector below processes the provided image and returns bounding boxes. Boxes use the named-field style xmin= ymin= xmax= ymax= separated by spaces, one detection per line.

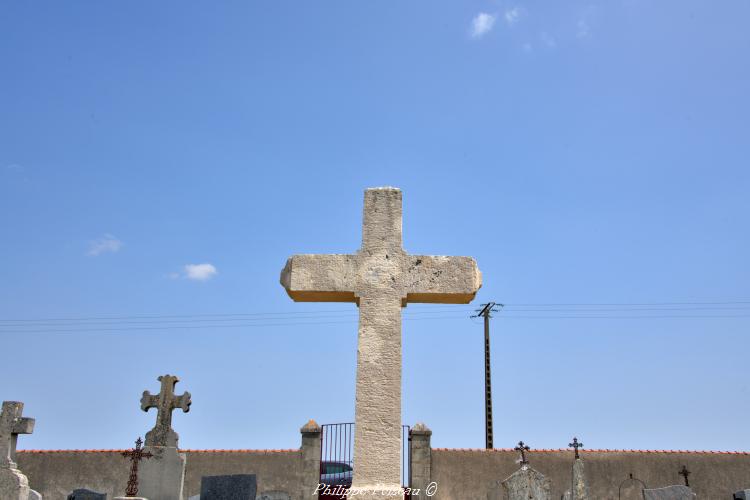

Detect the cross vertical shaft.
xmin=281 ymin=187 xmax=482 ymax=498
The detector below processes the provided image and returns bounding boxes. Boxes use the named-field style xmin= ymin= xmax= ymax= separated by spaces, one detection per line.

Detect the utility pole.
xmin=472 ymin=302 xmax=502 ymax=449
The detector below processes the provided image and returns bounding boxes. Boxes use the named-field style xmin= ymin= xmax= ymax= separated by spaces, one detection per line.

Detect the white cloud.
xmin=5 ymin=164 xmax=24 ymax=172
xmin=577 ymin=19 xmax=590 ymax=38
xmin=87 ymin=234 xmax=123 ymax=256
xmin=184 ymin=263 xmax=217 ymax=281
xmin=504 ymin=7 xmax=520 ymax=26
xmin=471 ymin=13 xmax=496 ymax=38
xmin=540 ymin=32 xmax=557 ymax=48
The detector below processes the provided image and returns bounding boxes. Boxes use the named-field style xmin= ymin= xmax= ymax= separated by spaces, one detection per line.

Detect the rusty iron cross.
xmin=679 ymin=465 xmax=691 ymax=487
xmin=121 ymin=437 xmax=153 ymax=497
xmin=569 ymin=437 xmax=584 ymax=459
xmin=515 ymin=441 xmax=531 ymax=465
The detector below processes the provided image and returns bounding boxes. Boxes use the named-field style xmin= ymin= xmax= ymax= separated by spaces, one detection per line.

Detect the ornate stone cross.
xmin=515 ymin=441 xmax=531 ymax=466
xmin=281 ymin=187 xmax=481 ymax=494
xmin=121 ymin=437 xmax=153 ymax=497
xmin=140 ymin=374 xmax=191 ymax=447
xmin=0 ymin=401 xmax=35 ymax=468
xmin=569 ymin=436 xmax=584 ymax=459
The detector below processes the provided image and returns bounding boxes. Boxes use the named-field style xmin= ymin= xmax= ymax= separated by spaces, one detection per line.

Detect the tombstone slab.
xmin=68 ymin=488 xmax=107 ymax=500
xmin=643 ymin=485 xmax=696 ymax=499
xmin=501 ymin=466 xmax=552 ymax=500
xmin=570 ymin=458 xmax=589 ymax=500
xmin=138 ymin=445 xmax=187 ymax=500
xmin=735 ymin=491 xmax=750 ymax=500
xmin=200 ymin=474 xmax=257 ymax=500
xmin=281 ymin=187 xmax=481 ymax=499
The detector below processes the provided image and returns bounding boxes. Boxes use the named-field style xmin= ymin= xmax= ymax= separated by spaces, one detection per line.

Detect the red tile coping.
xmin=433 ymin=448 xmax=750 ymax=455
xmin=17 ymin=448 xmax=749 ymax=455
xmin=18 ymin=449 xmax=299 ymax=454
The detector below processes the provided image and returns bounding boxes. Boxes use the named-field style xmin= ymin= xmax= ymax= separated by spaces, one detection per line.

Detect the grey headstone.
xmin=256 ymin=492 xmax=291 ymax=500
xmin=501 ymin=466 xmax=552 ymax=500
xmin=570 ymin=459 xmax=589 ymax=500
xmin=188 ymin=496 xmax=200 ymax=500
xmin=643 ymin=485 xmax=696 ymax=499
xmin=734 ymin=490 xmax=750 ymax=500
xmin=29 ymin=490 xmax=42 ymax=500
xmin=201 ymin=474 xmax=257 ymax=500
xmin=68 ymin=489 xmax=107 ymax=500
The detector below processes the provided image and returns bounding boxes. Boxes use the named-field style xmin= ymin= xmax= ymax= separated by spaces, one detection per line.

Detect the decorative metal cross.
xmin=0 ymin=401 xmax=35 ymax=468
xmin=140 ymin=374 xmax=191 ymax=447
xmin=679 ymin=465 xmax=691 ymax=487
xmin=569 ymin=436 xmax=584 ymax=459
xmin=121 ymin=437 xmax=153 ymax=497
xmin=515 ymin=441 xmax=531 ymax=466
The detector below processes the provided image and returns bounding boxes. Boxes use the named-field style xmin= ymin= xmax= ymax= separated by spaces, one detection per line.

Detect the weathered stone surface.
xmin=0 ymin=401 xmax=36 ymax=500
xmin=0 ymin=466 xmax=31 ymax=500
xmin=256 ymin=491 xmax=291 ymax=500
xmin=200 ymin=474 xmax=257 ymax=500
xmin=501 ymin=466 xmax=552 ymax=500
xmin=735 ymin=490 xmax=750 ymax=499
xmin=0 ymin=401 xmax=35 ymax=469
xmin=141 ymin=375 xmax=191 ymax=448
xmin=570 ymin=458 xmax=589 ymax=500
xmin=280 ymin=187 xmax=481 ymax=499
xmin=138 ymin=446 xmax=187 ymax=500
xmin=643 ymin=485 xmax=696 ymax=499
xmin=68 ymin=488 xmax=107 ymax=500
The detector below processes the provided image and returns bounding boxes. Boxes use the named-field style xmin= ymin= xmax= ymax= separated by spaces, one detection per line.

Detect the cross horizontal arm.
xmin=405 ymin=255 xmax=482 ymax=304
xmin=280 ymin=254 xmax=358 ymax=302
xmin=140 ymin=392 xmax=159 ymax=411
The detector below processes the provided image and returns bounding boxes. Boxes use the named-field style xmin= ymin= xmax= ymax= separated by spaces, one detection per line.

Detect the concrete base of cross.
xmin=0 ymin=465 xmax=41 ymax=500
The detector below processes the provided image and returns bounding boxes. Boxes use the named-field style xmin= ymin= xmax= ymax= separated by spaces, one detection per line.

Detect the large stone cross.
xmin=0 ymin=401 xmax=35 ymax=468
xmin=281 ymin=187 xmax=481 ymax=494
xmin=141 ymin=375 xmax=191 ymax=447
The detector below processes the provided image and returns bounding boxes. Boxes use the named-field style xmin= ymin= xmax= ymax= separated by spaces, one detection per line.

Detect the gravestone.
xmin=735 ymin=491 xmax=750 ymax=499
xmin=137 ymin=374 xmax=191 ymax=500
xmin=256 ymin=492 xmax=291 ymax=500
xmin=643 ymin=485 xmax=696 ymax=499
xmin=68 ymin=489 xmax=107 ymax=500
xmin=501 ymin=466 xmax=552 ymax=500
xmin=0 ymin=401 xmax=41 ymax=500
xmin=570 ymin=458 xmax=589 ymax=500
xmin=281 ymin=187 xmax=481 ymax=499
xmin=200 ymin=474 xmax=257 ymax=500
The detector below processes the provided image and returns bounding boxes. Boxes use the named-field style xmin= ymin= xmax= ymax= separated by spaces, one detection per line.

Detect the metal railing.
xmin=320 ymin=423 xmax=411 ymax=491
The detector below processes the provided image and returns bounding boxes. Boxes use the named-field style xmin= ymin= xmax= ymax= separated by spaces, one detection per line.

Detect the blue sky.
xmin=1 ymin=0 xmax=749 ymax=453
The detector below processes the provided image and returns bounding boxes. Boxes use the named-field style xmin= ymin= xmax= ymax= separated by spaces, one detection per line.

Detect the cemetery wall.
xmin=17 ymin=449 xmax=304 ymax=499
xmin=430 ymin=448 xmax=750 ymax=500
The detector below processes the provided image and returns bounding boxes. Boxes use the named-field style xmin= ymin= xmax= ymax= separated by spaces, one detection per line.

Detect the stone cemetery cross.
xmin=0 ymin=401 xmax=35 ymax=468
xmin=121 ymin=437 xmax=153 ymax=497
xmin=678 ymin=465 xmax=691 ymax=487
xmin=140 ymin=374 xmax=192 ymax=447
xmin=281 ymin=187 xmax=482 ymax=493
xmin=569 ymin=437 xmax=584 ymax=459
xmin=515 ymin=441 xmax=531 ymax=466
